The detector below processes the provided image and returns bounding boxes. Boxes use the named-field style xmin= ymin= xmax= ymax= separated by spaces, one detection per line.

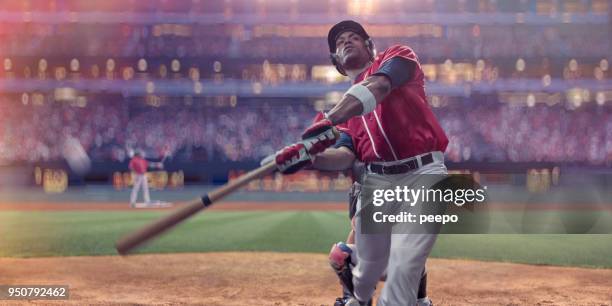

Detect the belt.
xmin=367 ymin=153 xmax=434 ymax=175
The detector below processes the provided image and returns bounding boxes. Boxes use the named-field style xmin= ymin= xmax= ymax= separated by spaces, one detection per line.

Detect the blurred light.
xmin=542 ymin=74 xmax=551 ymax=87
xmin=38 ymin=59 xmax=48 ymax=72
xmin=32 ymin=93 xmax=45 ymax=105
xmin=91 ymin=65 xmax=100 ymax=78
xmin=325 ymin=91 xmax=344 ymax=105
xmin=430 ymin=96 xmax=441 ymax=108
xmin=171 ymin=59 xmax=180 ymax=72
xmin=54 ymin=87 xmax=77 ymax=102
xmin=582 ymin=89 xmax=591 ymax=102
xmin=443 ymin=59 xmax=453 ymax=70
xmin=123 ymin=67 xmax=134 ymax=80
xmin=526 ymin=94 xmax=536 ymax=107
xmin=567 ymin=88 xmax=583 ymax=107
xmin=230 ymin=95 xmax=237 ymax=107
xmin=145 ymin=81 xmax=155 ymax=94
xmin=252 ymin=82 xmax=263 ymax=95
xmin=189 ymin=67 xmax=200 ymax=81
xmin=314 ymin=100 xmax=325 ymax=112
xmin=152 ymin=25 xmax=162 ymax=37
xmin=326 ymin=68 xmax=337 ymax=83
xmin=596 ymin=92 xmax=605 ymax=105
xmin=138 ymin=58 xmax=147 ymax=72
xmin=54 ymin=67 xmax=67 ymax=80
xmin=594 ymin=67 xmax=604 ymax=80
xmin=75 ymin=96 xmax=87 ymax=108
xmin=278 ymin=64 xmax=287 ymax=79
xmin=462 ymin=147 xmax=471 ymax=161
xmin=21 ymin=93 xmax=29 ymax=105
xmin=106 ymin=59 xmax=115 ymax=72
xmin=213 ymin=61 xmax=222 ymax=73
xmin=194 ymin=81 xmax=203 ymax=94
xmin=600 ymin=59 xmax=609 ymax=71
xmin=70 ymin=58 xmax=79 ymax=72
xmin=3 ymin=58 xmax=12 ymax=71
xmin=476 ymin=59 xmax=485 ymax=71
xmin=515 ymin=58 xmax=525 ymax=72
xmin=159 ymin=64 xmax=168 ymax=78
xmin=569 ymin=59 xmax=578 ymax=72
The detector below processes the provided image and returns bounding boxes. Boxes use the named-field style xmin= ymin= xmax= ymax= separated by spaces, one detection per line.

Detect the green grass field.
xmin=1 ymin=211 xmax=612 ymax=268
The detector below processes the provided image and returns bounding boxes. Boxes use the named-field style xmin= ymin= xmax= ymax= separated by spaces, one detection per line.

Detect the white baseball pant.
xmin=352 ymin=152 xmax=447 ymax=306
xmin=130 ymin=173 xmax=151 ymax=204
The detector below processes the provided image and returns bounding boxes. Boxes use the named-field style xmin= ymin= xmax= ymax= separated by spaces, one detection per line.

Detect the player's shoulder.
xmin=377 ymin=44 xmax=418 ymax=62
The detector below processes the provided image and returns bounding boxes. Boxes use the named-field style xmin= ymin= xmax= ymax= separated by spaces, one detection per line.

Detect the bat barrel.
xmin=116 ymin=200 xmax=205 ymax=255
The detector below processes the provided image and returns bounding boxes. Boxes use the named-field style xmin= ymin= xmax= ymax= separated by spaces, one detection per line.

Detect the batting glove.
xmin=301 ymin=118 xmax=338 ymax=155
xmin=275 ymin=143 xmax=312 ymax=174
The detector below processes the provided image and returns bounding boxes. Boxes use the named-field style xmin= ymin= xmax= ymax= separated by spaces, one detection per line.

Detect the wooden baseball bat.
xmin=115 ymin=162 xmax=277 ymax=255
xmin=115 ymin=127 xmax=338 ymax=255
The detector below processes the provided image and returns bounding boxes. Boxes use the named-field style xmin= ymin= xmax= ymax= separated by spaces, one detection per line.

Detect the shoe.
xmin=417 ymin=297 xmax=433 ymax=306
xmin=334 ymin=296 xmax=371 ymax=306
xmin=129 ymin=202 xmax=135 ymax=208
xmin=346 ymin=297 xmax=370 ymax=306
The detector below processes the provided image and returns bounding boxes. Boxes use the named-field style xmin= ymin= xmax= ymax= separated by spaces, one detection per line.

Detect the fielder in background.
xmin=129 ymin=150 xmax=163 ymax=208
xmin=274 ymin=20 xmax=448 ymax=306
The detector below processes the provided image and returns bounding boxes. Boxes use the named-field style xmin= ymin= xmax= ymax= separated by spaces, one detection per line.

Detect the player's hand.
xmin=275 ymin=143 xmax=312 ymax=174
xmin=301 ymin=118 xmax=338 ymax=155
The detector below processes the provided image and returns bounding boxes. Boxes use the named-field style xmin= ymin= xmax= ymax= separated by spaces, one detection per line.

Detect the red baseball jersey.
xmin=129 ymin=156 xmax=148 ymax=174
xmin=338 ymin=45 xmax=448 ymax=163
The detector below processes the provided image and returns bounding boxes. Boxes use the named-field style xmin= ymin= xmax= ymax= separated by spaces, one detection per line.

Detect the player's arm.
xmin=311 ymin=147 xmax=355 ymax=171
xmin=326 ymin=58 xmax=416 ymax=125
xmin=311 ymin=131 xmax=356 ymax=171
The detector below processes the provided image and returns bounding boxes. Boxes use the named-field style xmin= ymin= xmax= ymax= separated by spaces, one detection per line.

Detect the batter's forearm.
xmin=327 ymin=75 xmax=392 ymax=125
xmin=311 ymin=147 xmax=356 ymax=171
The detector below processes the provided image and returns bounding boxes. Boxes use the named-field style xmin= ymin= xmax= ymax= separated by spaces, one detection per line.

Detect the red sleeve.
xmin=312 ymin=112 xmax=325 ymax=124
xmin=378 ymin=45 xmax=422 ymax=83
xmin=380 ymin=45 xmax=420 ymax=65
xmin=335 ymin=122 xmax=351 ymax=136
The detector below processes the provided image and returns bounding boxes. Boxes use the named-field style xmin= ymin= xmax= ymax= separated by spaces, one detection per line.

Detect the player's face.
xmin=335 ymin=31 xmax=370 ymax=70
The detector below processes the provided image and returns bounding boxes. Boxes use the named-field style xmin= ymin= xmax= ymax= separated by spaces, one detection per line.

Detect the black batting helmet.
xmin=327 ymin=20 xmax=375 ymax=75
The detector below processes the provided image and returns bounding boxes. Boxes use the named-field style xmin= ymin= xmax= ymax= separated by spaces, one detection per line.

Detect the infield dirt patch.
xmin=1 ymin=253 xmax=611 ymax=305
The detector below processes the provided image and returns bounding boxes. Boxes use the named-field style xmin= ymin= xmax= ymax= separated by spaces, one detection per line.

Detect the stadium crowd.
xmin=3 ymin=25 xmax=608 ymax=60
xmin=1 ymin=101 xmax=610 ymax=165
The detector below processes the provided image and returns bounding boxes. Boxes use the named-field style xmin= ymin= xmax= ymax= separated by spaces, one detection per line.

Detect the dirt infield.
xmin=1 ymin=253 xmax=611 ymax=305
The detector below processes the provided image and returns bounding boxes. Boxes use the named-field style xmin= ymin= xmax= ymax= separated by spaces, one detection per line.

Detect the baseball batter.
xmin=274 ymin=20 xmax=448 ymax=305
xmin=306 ymin=112 xmax=432 ymax=306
